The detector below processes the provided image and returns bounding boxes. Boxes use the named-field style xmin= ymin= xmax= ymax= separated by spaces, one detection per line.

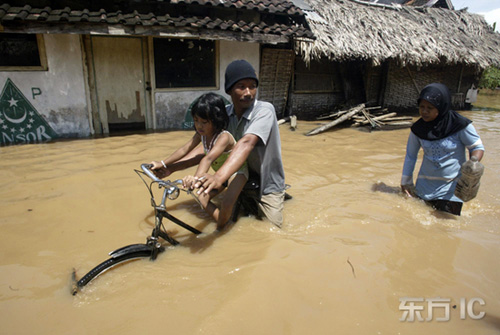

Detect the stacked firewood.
xmin=306 ymin=104 xmax=413 ymax=136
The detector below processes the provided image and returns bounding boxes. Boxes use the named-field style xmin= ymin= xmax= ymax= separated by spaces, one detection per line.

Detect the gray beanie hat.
xmin=224 ymin=60 xmax=259 ymax=93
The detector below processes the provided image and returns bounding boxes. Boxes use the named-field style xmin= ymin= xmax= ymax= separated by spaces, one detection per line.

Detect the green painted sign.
xmin=0 ymin=79 xmax=58 ymax=145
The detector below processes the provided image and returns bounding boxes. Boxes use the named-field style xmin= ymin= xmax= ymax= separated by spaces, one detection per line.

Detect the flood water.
xmin=1 ymin=91 xmax=499 ymax=334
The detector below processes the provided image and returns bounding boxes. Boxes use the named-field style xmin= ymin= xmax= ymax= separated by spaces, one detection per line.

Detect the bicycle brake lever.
xmin=186 ymin=189 xmax=204 ymax=209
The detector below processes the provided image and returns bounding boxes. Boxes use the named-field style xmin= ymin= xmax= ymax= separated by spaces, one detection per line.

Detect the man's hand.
xmin=194 ymin=173 xmax=223 ymax=195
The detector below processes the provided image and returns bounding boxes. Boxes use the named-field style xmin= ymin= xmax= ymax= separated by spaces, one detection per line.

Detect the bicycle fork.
xmin=147 ymin=207 xmax=202 ymax=260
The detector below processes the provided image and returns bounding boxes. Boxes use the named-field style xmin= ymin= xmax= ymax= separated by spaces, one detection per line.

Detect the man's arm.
xmin=195 ymin=133 xmax=259 ymax=194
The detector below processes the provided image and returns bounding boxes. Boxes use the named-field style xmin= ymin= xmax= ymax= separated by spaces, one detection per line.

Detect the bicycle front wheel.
xmin=74 ymin=249 xmax=153 ymax=293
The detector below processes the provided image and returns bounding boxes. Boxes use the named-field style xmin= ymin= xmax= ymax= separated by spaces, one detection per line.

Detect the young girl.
xmin=151 ymin=93 xmax=248 ymax=231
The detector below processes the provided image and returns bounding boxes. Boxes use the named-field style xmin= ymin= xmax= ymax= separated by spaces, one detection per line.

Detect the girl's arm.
xmin=151 ymin=133 xmax=203 ymax=179
xmin=183 ymin=133 xmax=231 ymax=189
xmin=163 ymin=133 xmax=201 ymax=167
xmin=151 ymin=133 xmax=201 ymax=171
xmin=168 ymin=145 xmax=205 ymax=172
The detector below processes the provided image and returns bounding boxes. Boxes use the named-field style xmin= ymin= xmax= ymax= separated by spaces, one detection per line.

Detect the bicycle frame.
xmin=71 ymin=164 xmax=202 ymax=294
xmin=134 ymin=164 xmax=203 ymax=259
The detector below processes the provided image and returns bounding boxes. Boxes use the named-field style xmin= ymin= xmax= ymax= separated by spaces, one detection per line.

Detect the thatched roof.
xmin=374 ymin=0 xmax=453 ymax=8
xmin=296 ymin=0 xmax=500 ymax=69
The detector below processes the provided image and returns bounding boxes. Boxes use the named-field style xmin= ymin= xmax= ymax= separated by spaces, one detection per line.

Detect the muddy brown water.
xmin=1 ymin=91 xmax=499 ymax=334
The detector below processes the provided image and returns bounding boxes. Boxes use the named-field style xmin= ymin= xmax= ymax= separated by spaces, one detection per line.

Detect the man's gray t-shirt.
xmin=226 ymin=100 xmax=285 ymax=196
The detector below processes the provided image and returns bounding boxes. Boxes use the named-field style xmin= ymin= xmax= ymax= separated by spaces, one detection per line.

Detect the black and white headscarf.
xmin=411 ymin=83 xmax=471 ymax=141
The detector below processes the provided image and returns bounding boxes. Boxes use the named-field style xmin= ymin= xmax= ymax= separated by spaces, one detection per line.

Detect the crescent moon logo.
xmin=3 ymin=108 xmax=27 ymax=124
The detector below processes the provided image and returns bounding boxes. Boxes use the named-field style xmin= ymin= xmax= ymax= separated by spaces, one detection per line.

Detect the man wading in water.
xmin=195 ymin=60 xmax=286 ymax=228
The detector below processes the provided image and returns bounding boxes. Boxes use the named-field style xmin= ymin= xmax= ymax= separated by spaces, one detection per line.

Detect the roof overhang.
xmin=0 ymin=21 xmax=294 ymax=44
xmin=0 ymin=2 xmax=315 ymax=44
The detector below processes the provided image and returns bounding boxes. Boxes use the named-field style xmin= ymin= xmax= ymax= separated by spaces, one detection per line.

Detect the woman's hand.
xmin=470 ymin=150 xmax=484 ymax=162
xmin=150 ymin=161 xmax=171 ymax=179
xmin=401 ymin=184 xmax=414 ymax=197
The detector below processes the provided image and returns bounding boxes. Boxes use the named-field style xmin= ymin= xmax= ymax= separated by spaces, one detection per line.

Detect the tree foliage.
xmin=479 ymin=67 xmax=500 ymax=89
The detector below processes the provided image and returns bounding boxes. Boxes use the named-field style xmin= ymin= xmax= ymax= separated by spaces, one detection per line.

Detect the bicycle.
xmin=71 ymin=164 xmax=203 ymax=295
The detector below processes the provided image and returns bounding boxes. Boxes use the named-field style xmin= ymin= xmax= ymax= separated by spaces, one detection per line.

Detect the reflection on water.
xmin=0 ymin=92 xmax=499 ymax=334
xmin=474 ymin=89 xmax=500 ymax=112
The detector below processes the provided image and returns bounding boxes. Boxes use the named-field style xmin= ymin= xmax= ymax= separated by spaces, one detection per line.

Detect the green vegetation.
xmin=479 ymin=66 xmax=500 ymax=89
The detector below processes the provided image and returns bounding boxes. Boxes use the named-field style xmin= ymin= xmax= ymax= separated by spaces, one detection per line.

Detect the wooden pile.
xmin=305 ymin=104 xmax=413 ymax=136
xmin=278 ymin=115 xmax=298 ymax=131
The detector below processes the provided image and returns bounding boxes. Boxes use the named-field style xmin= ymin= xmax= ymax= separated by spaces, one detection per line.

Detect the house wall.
xmin=287 ymin=58 xmax=481 ymax=121
xmin=153 ymin=40 xmax=260 ymax=130
xmin=1 ymin=35 xmax=261 ymax=143
xmin=290 ymin=93 xmax=344 ymax=120
xmin=0 ymin=31 xmax=484 ymax=143
xmin=289 ymin=57 xmax=344 ymax=120
xmin=259 ymin=48 xmax=293 ymax=119
xmin=0 ymin=34 xmax=91 ymax=140
xmin=364 ymin=62 xmax=386 ymax=107
xmin=383 ymin=62 xmax=479 ymax=112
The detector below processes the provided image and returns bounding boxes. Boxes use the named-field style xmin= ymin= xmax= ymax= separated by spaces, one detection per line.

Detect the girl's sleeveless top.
xmin=202 ymin=130 xmax=234 ymax=172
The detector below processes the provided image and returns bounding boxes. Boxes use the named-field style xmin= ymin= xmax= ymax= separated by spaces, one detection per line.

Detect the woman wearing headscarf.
xmin=401 ymin=83 xmax=485 ymax=215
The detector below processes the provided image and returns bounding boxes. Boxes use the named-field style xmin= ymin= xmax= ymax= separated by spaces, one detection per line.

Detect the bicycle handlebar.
xmin=139 ymin=163 xmax=204 ymax=210
xmin=140 ymin=163 xmax=183 ymax=189
xmin=141 ymin=163 xmax=161 ymax=182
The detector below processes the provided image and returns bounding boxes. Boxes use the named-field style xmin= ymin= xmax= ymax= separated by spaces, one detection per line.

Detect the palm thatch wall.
xmin=296 ymin=0 xmax=500 ymax=69
xmin=286 ymin=0 xmax=500 ymax=119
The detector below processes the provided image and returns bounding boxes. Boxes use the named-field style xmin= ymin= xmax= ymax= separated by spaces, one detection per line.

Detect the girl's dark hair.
xmin=191 ymin=93 xmax=229 ymax=132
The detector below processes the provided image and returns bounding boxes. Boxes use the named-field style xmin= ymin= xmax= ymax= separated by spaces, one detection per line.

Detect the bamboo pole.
xmin=306 ymin=104 xmax=365 ymax=136
xmin=353 ymin=112 xmax=398 ymax=126
xmin=381 ymin=116 xmax=414 ymax=122
xmin=277 ymin=117 xmax=290 ymax=125
xmin=381 ymin=121 xmax=413 ymax=126
xmin=290 ymin=115 xmax=297 ymax=131
xmin=361 ymin=109 xmax=379 ymax=128
xmin=316 ymin=108 xmax=352 ymax=120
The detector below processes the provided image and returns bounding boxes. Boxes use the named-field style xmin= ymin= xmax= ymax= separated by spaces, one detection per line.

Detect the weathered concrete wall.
xmin=154 ymin=40 xmax=260 ymax=130
xmin=0 ymin=34 xmax=91 ymax=140
xmin=1 ymin=35 xmax=262 ymax=140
